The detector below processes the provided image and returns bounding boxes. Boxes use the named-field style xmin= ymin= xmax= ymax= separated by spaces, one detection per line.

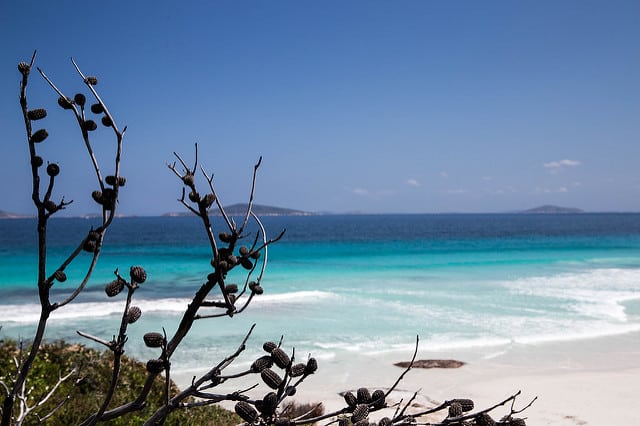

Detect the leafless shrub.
xmin=1 ymin=53 xmax=535 ymax=426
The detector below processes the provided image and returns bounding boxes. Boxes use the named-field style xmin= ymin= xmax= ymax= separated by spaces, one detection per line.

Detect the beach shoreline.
xmin=173 ymin=330 xmax=640 ymax=425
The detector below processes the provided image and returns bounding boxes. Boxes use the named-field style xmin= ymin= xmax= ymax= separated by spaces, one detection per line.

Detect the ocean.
xmin=1 ymin=214 xmax=640 ymax=374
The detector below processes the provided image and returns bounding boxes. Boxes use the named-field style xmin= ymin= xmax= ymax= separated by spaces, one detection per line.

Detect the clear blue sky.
xmin=1 ymin=1 xmax=639 ymax=215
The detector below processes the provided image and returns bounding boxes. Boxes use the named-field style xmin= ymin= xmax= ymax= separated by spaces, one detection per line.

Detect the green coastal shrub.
xmin=0 ymin=339 xmax=239 ymax=425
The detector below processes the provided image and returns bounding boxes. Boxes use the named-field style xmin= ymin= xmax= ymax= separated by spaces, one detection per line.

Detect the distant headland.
xmin=518 ymin=205 xmax=584 ymax=214
xmin=163 ymin=203 xmax=314 ymax=217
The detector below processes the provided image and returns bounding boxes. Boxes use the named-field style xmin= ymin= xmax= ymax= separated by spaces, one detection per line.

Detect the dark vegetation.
xmin=0 ymin=52 xmax=533 ymax=425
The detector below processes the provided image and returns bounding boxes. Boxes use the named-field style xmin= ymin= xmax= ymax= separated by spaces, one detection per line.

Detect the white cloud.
xmin=535 ymin=186 xmax=569 ymax=194
xmin=406 ymin=178 xmax=421 ymax=187
xmin=352 ymin=188 xmax=369 ymax=196
xmin=543 ymin=159 xmax=581 ymax=173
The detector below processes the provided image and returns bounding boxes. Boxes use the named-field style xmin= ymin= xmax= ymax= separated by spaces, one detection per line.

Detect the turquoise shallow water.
xmin=1 ymin=214 xmax=640 ymax=372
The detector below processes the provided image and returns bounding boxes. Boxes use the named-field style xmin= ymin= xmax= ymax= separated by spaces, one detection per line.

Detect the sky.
xmin=1 ymin=1 xmax=639 ymax=215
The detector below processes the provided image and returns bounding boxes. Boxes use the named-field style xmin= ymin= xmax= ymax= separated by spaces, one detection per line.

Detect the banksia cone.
xmin=31 ymin=129 xmax=48 ymax=143
xmin=263 ymin=392 xmax=278 ymax=410
xmin=343 ymin=391 xmax=357 ymax=407
xmin=219 ymin=232 xmax=233 ymax=243
xmin=146 ymin=358 xmax=165 ymax=373
xmin=105 ymin=175 xmax=126 ymax=186
xmin=182 ymin=173 xmax=194 ymax=186
xmin=379 ymin=418 xmax=392 ymax=426
xmin=228 ymin=255 xmax=238 ymax=265
xmin=251 ymin=355 xmax=273 ymax=373
xmin=202 ymin=193 xmax=215 ymax=208
xmin=452 ymin=399 xmax=474 ymax=412
xmin=271 ymin=347 xmax=291 ymax=369
xmin=44 ymin=200 xmax=57 ymax=213
xmin=263 ymin=341 xmax=278 ymax=353
xmin=27 ymin=108 xmax=47 ymax=121
xmin=105 ymin=279 xmax=125 ymax=297
xmin=357 ymin=387 xmax=371 ymax=404
xmin=126 ymin=306 xmax=142 ymax=323
xmin=74 ymin=93 xmax=86 ymax=106
xmin=83 ymin=120 xmax=97 ymax=131
xmin=305 ymin=357 xmax=318 ymax=374
xmin=240 ymin=257 xmax=253 ymax=270
xmin=507 ymin=419 xmax=526 ymax=426
xmin=290 ymin=363 xmax=306 ymax=377
xmin=225 ymin=283 xmax=238 ymax=293
xmin=130 ymin=266 xmax=147 ymax=284
xmin=249 ymin=281 xmax=263 ymax=295
xmin=188 ymin=191 xmax=199 ymax=202
xmin=351 ymin=404 xmax=369 ymax=423
xmin=32 ymin=156 xmax=43 ymax=167
xmin=239 ymin=246 xmax=249 ymax=256
xmin=474 ymin=413 xmax=496 ymax=426
xmin=54 ymin=270 xmax=67 ymax=282
xmin=101 ymin=116 xmax=113 ymax=127
xmin=83 ymin=240 xmax=97 ymax=253
xmin=261 ymin=368 xmax=282 ymax=389
xmin=250 ymin=250 xmax=261 ymax=260
xmin=143 ymin=332 xmax=164 ymax=348
xmin=234 ymin=401 xmax=258 ymax=423
xmin=92 ymin=190 xmax=103 ymax=204
xmin=285 ymin=385 xmax=296 ymax=396
xmin=448 ymin=402 xmax=463 ymax=418
xmin=18 ymin=61 xmax=30 ymax=75
xmin=57 ymin=96 xmax=73 ymax=109
xmin=46 ymin=163 xmax=60 ymax=177
xmin=91 ymin=103 xmax=104 ymax=114
xmin=84 ymin=76 xmax=98 ymax=85
xmin=371 ymin=389 xmax=385 ymax=408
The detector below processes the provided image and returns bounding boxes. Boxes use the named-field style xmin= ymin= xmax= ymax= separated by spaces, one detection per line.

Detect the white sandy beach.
xmin=173 ymin=331 xmax=640 ymax=425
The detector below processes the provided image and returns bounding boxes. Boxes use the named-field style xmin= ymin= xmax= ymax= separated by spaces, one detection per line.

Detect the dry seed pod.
xmin=105 ymin=279 xmax=125 ymax=297
xmin=57 ymin=96 xmax=73 ymax=109
xmin=263 ymin=341 xmax=277 ymax=353
xmin=117 ymin=176 xmax=126 ymax=186
xmin=18 ymin=61 xmax=30 ymax=75
xmin=74 ymin=93 xmax=86 ymax=106
xmin=225 ymin=283 xmax=238 ymax=293
xmin=343 ymin=391 xmax=357 ymax=407
xmin=182 ymin=173 xmax=194 ymax=186
xmin=44 ymin=200 xmax=57 ymax=213
xmin=105 ymin=175 xmax=117 ymax=186
xmin=379 ymin=418 xmax=392 ymax=426
xmin=143 ymin=332 xmax=164 ymax=348
xmin=219 ymin=232 xmax=233 ymax=243
xmin=239 ymin=246 xmax=249 ymax=256
xmin=452 ymin=398 xmax=474 ymax=412
xmin=285 ymin=385 xmax=296 ymax=396
xmin=130 ymin=266 xmax=147 ymax=284
xmin=351 ymin=404 xmax=369 ymax=424
xmin=250 ymin=250 xmax=261 ymax=260
xmin=188 ymin=191 xmax=199 ymax=202
xmin=271 ymin=347 xmax=291 ymax=369
xmin=357 ymin=387 xmax=371 ymax=404
xmin=84 ymin=76 xmax=98 ymax=85
xmin=228 ymin=255 xmax=238 ymax=265
xmin=289 ymin=363 xmax=306 ymax=377
xmin=146 ymin=359 xmax=164 ymax=373
xmin=338 ymin=418 xmax=349 ymax=426
xmin=202 ymin=193 xmax=215 ymax=208
xmin=31 ymin=156 xmax=43 ymax=168
xmin=234 ymin=401 xmax=258 ymax=423
xmin=83 ymin=120 xmax=97 ymax=131
xmin=27 ymin=108 xmax=47 ymax=121
xmin=83 ymin=240 xmax=97 ymax=253
xmin=275 ymin=419 xmax=291 ymax=426
xmin=474 ymin=413 xmax=496 ymax=426
xmin=31 ymin=129 xmax=48 ymax=143
xmin=305 ymin=357 xmax=318 ymax=374
xmin=263 ymin=392 xmax=278 ymax=410
xmin=91 ymin=103 xmax=104 ymax=114
xmin=240 ymin=257 xmax=253 ymax=270
xmin=101 ymin=116 xmax=113 ymax=127
xmin=251 ymin=355 xmax=273 ymax=373
xmin=448 ymin=402 xmax=463 ymax=418
xmin=260 ymin=368 xmax=282 ymax=389
xmin=46 ymin=163 xmax=60 ymax=177
xmin=92 ymin=190 xmax=103 ymax=204
xmin=249 ymin=281 xmax=263 ymax=294
xmin=509 ymin=418 xmax=526 ymax=426
xmin=371 ymin=389 xmax=385 ymax=408
xmin=54 ymin=270 xmax=67 ymax=282
xmin=126 ymin=306 xmax=142 ymax=323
